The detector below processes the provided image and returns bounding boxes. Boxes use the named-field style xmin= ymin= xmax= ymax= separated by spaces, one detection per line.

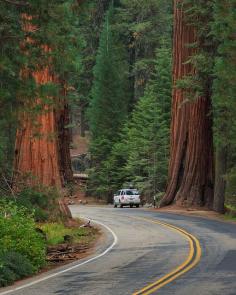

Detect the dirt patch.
xmin=39 ymin=221 xmax=102 ymax=273
xmin=65 ymin=193 xmax=106 ymax=206
xmin=70 ymin=135 xmax=89 ymax=156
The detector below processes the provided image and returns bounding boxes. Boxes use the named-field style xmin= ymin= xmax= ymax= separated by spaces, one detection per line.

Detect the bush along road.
xmin=1 ymin=205 xmax=236 ymax=295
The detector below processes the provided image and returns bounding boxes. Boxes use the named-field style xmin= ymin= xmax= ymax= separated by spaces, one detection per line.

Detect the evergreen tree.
xmin=107 ymin=44 xmax=172 ymax=201
xmin=72 ymin=0 xmax=111 ymax=136
xmin=88 ymin=6 xmax=130 ymax=199
xmin=212 ymin=0 xmax=236 ymax=212
xmin=0 ymin=2 xmax=25 ymax=175
xmin=115 ymin=0 xmax=172 ymax=102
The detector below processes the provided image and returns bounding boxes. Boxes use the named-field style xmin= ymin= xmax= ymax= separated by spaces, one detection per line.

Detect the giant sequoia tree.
xmin=160 ymin=0 xmax=214 ymax=207
xmin=13 ymin=2 xmax=80 ymax=189
xmin=13 ymin=14 xmax=62 ymax=188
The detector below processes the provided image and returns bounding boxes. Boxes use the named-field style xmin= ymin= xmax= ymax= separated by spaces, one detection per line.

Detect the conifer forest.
xmin=1 ymin=0 xmax=236 ymax=289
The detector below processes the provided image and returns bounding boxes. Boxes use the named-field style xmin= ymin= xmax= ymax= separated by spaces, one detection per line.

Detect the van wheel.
xmin=130 ymin=204 xmax=133 ymax=208
xmin=114 ymin=204 xmax=117 ymax=208
xmin=136 ymin=204 xmax=140 ymax=208
xmin=120 ymin=204 xmax=123 ymax=208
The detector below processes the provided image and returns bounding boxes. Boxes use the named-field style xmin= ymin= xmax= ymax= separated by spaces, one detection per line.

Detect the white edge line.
xmin=0 ymin=217 xmax=118 ymax=295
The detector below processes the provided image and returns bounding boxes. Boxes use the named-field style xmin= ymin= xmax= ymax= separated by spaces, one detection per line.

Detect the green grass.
xmin=224 ymin=204 xmax=236 ymax=221
xmin=39 ymin=222 xmax=97 ymax=245
xmin=224 ymin=214 xmax=236 ymax=221
xmin=225 ymin=204 xmax=236 ymax=211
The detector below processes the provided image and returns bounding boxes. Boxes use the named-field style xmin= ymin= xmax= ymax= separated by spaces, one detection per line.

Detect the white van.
xmin=113 ymin=189 xmax=140 ymax=208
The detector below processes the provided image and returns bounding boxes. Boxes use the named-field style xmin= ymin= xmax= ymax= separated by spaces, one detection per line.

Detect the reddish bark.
xmin=160 ymin=0 xmax=214 ymax=208
xmin=14 ymin=67 xmax=62 ymax=188
xmin=13 ymin=15 xmax=72 ymax=189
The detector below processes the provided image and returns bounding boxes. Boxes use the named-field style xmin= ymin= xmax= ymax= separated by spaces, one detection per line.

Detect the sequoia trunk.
xmin=14 ymin=67 xmax=62 ymax=188
xmin=160 ymin=0 xmax=214 ymax=207
xmin=57 ymin=99 xmax=73 ymax=183
xmin=13 ymin=15 xmax=71 ymax=189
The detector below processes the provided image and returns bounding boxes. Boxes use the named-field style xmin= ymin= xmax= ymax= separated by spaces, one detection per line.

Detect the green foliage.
xmin=212 ymin=0 xmax=236 ymax=146
xmin=39 ymin=222 xmax=94 ymax=245
xmin=107 ymin=44 xmax=172 ymax=200
xmin=86 ymin=1 xmax=173 ymax=201
xmin=178 ymin=0 xmax=216 ymax=100
xmin=0 ymin=2 xmax=24 ymax=173
xmin=0 ymin=251 xmax=34 ymax=287
xmin=225 ymin=167 xmax=236 ymax=206
xmin=71 ymin=0 xmax=110 ymax=134
xmin=115 ymin=0 xmax=172 ymax=101
xmin=0 ymin=0 xmax=83 ymax=177
xmin=15 ymin=186 xmax=61 ymax=222
xmin=0 ymin=201 xmax=46 ymax=271
xmin=211 ymin=0 xmax=236 ymax=206
xmin=87 ymin=6 xmax=131 ymax=199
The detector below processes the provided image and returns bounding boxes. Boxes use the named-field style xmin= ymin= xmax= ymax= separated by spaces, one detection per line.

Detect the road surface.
xmin=1 ymin=206 xmax=236 ymax=295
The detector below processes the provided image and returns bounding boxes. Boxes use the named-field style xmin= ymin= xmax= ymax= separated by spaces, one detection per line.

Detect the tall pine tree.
xmin=123 ymin=44 xmax=171 ymax=200
xmin=88 ymin=6 xmax=130 ymax=200
xmin=212 ymin=0 xmax=236 ymax=212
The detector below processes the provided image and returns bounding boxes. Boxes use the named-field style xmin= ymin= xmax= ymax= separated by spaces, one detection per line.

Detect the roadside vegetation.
xmin=0 ymin=200 xmax=46 ymax=287
xmin=40 ymin=222 xmax=97 ymax=246
xmin=0 ymin=187 xmax=98 ymax=287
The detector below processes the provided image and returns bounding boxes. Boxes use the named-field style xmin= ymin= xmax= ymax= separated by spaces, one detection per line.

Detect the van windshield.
xmin=126 ymin=190 xmax=139 ymax=195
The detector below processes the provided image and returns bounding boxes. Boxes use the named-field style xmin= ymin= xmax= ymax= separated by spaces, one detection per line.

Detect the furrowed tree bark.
xmin=13 ymin=15 xmax=62 ymax=188
xmin=213 ymin=146 xmax=228 ymax=213
xmin=13 ymin=15 xmax=73 ymax=190
xmin=57 ymin=97 xmax=73 ymax=183
xmin=160 ymin=0 xmax=214 ymax=208
xmin=13 ymin=66 xmax=62 ymax=188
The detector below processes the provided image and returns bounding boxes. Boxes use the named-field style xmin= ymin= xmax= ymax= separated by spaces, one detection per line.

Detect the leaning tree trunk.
xmin=160 ymin=0 xmax=214 ymax=208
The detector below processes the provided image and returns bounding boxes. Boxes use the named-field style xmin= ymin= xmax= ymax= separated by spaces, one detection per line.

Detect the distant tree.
xmin=116 ymin=0 xmax=172 ymax=103
xmin=87 ymin=6 xmax=130 ymax=200
xmin=111 ymin=44 xmax=172 ymax=201
xmin=0 ymin=2 xmax=24 ymax=176
xmin=212 ymin=0 xmax=236 ymax=212
xmin=71 ymin=0 xmax=111 ymax=136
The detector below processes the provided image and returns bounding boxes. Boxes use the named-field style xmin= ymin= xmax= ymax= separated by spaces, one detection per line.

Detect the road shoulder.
xmin=148 ymin=205 xmax=236 ymax=225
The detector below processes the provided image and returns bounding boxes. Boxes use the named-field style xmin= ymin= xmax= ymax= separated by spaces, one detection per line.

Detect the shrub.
xmin=15 ymin=186 xmax=61 ymax=222
xmin=0 ymin=201 xmax=46 ymax=271
xmin=0 ymin=251 xmax=34 ymax=287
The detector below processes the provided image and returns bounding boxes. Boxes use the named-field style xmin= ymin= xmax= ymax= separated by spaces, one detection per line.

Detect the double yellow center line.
xmin=131 ymin=216 xmax=202 ymax=295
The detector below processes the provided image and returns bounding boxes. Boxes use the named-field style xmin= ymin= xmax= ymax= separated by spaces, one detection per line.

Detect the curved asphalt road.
xmin=1 ymin=206 xmax=236 ymax=295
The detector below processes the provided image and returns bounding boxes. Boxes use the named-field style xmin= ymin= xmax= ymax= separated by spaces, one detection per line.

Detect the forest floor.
xmin=70 ymin=134 xmax=89 ymax=156
xmin=39 ymin=219 xmax=102 ymax=274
